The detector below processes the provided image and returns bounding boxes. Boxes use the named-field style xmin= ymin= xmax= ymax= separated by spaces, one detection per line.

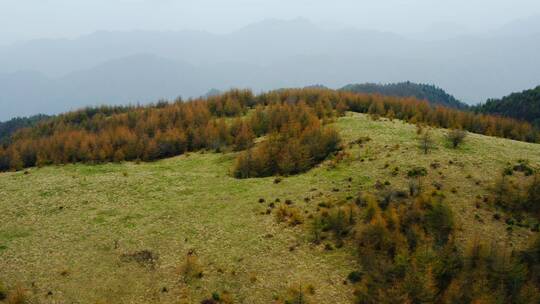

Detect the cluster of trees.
xmin=475 ymin=85 xmax=540 ymax=128
xmin=233 ymin=103 xmax=341 ymax=178
xmin=0 ymin=91 xmax=254 ymax=171
xmin=0 ymin=88 xmax=537 ymax=172
xmin=310 ymin=185 xmax=540 ymax=303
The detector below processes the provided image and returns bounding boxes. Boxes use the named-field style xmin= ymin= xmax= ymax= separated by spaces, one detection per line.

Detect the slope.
xmin=0 ymin=113 xmax=538 ymax=303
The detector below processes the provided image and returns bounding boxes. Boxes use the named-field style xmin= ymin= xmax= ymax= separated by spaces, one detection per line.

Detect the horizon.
xmin=1 ymin=14 xmax=540 ymax=47
xmin=2 ymin=0 xmax=540 ymax=45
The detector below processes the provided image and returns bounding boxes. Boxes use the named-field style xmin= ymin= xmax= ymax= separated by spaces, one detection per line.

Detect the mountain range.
xmin=1 ymin=17 xmax=540 ymax=120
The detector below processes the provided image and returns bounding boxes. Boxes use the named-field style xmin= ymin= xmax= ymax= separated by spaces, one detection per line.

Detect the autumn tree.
xmin=233 ymin=121 xmax=255 ymax=151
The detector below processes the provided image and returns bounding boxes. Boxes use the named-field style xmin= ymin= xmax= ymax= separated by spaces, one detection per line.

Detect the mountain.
xmin=0 ymin=54 xmax=212 ymax=119
xmin=491 ymin=15 xmax=540 ymax=37
xmin=1 ymin=18 xmax=540 ymax=120
xmin=475 ymin=85 xmax=540 ymax=127
xmin=340 ymin=82 xmax=468 ymax=109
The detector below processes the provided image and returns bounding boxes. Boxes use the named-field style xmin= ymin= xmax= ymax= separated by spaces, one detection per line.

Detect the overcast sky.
xmin=1 ymin=0 xmax=540 ymax=45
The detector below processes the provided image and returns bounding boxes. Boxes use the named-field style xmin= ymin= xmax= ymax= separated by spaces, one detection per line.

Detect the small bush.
xmin=0 ymin=281 xmax=6 ymax=301
xmin=324 ymin=207 xmax=356 ymax=239
xmin=309 ymin=216 xmax=324 ymax=244
xmin=347 ymin=271 xmax=363 ymax=283
xmin=409 ymin=179 xmax=423 ymax=197
xmin=425 ymin=200 xmax=454 ymax=246
xmin=408 ymin=167 xmax=427 ymax=177
xmin=283 ymin=284 xmax=312 ymax=304
xmin=120 ymin=250 xmax=159 ymax=268
xmin=5 ymin=286 xmax=28 ymax=304
xmin=179 ymin=254 xmax=203 ymax=282
xmin=275 ymin=205 xmax=304 ymax=226
xmin=418 ymin=130 xmax=435 ymax=154
xmin=514 ymin=159 xmax=535 ymax=176
xmin=446 ymin=129 xmax=467 ymax=148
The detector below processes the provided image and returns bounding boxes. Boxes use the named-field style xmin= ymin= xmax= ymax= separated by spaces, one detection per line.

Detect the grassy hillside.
xmin=1 ymin=113 xmax=539 ymax=303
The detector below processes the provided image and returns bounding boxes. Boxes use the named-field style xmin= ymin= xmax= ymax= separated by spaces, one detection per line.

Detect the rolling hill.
xmin=0 ymin=89 xmax=539 ymax=303
xmin=1 ymin=112 xmax=539 ymax=303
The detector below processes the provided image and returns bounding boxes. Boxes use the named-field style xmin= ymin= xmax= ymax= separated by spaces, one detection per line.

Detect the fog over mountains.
xmin=1 ymin=17 xmax=539 ymax=120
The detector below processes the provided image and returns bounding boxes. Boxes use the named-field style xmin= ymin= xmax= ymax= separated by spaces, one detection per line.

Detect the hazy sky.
xmin=1 ymin=0 xmax=540 ymax=44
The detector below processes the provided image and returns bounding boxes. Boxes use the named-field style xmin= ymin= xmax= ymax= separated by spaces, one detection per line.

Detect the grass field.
xmin=1 ymin=113 xmax=539 ymax=303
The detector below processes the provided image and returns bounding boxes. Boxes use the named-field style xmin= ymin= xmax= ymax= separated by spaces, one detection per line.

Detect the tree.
xmin=446 ymin=129 xmax=467 ymax=148
xmin=336 ymin=100 xmax=348 ymax=117
xmin=9 ymin=149 xmax=23 ymax=171
xmin=233 ymin=122 xmax=255 ymax=151
xmin=419 ymin=130 xmax=435 ymax=154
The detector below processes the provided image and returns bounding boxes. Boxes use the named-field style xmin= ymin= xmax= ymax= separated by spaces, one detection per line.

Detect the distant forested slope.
xmin=0 ymin=114 xmax=50 ymax=144
xmin=475 ymin=85 xmax=540 ymax=128
xmin=341 ymin=82 xmax=468 ymax=109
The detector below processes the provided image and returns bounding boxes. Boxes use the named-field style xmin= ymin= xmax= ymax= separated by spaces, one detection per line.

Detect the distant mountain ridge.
xmin=1 ymin=17 xmax=540 ymax=120
xmin=475 ymin=85 xmax=540 ymax=128
xmin=340 ymin=82 xmax=468 ymax=109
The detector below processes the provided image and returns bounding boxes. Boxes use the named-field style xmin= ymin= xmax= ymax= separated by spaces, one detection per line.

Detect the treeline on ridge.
xmin=341 ymin=81 xmax=468 ymax=109
xmin=0 ymin=114 xmax=51 ymax=144
xmin=0 ymin=88 xmax=538 ymax=173
xmin=474 ymin=85 xmax=540 ymax=129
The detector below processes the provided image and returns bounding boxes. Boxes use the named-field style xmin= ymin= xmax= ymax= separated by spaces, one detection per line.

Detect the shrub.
xmin=323 ymin=206 xmax=356 ymax=239
xmin=408 ymin=167 xmax=427 ymax=177
xmin=418 ymin=130 xmax=435 ymax=154
xmin=514 ymin=159 xmax=535 ymax=176
xmin=309 ymin=216 xmax=324 ymax=244
xmin=347 ymin=271 xmax=363 ymax=283
xmin=526 ymin=175 xmax=540 ymax=215
xmin=0 ymin=281 xmax=6 ymax=301
xmin=178 ymin=254 xmax=203 ymax=282
xmin=5 ymin=286 xmax=28 ymax=304
xmin=283 ymin=284 xmax=312 ymax=304
xmin=425 ymin=200 xmax=454 ymax=246
xmin=275 ymin=205 xmax=304 ymax=226
xmin=446 ymin=129 xmax=467 ymax=148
